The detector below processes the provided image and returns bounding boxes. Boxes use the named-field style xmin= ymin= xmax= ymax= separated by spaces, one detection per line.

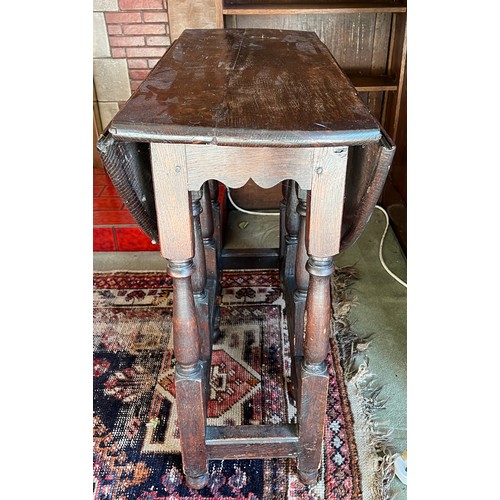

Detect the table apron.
xmin=185 ymin=144 xmax=317 ymax=191
xmin=151 ymin=142 xmax=348 ymax=259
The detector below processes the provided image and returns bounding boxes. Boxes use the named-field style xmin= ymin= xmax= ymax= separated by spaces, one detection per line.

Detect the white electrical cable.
xmin=226 ymin=187 xmax=280 ymax=216
xmin=374 ymin=205 xmax=407 ymax=288
xmin=226 ymin=187 xmax=406 ymax=288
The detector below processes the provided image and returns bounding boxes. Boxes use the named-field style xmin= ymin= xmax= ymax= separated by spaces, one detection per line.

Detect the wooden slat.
xmin=220 ymin=248 xmax=279 ymax=269
xmin=215 ymin=0 xmax=224 ymax=27
xmin=206 ymin=424 xmax=299 ymax=459
xmin=348 ymin=74 xmax=397 ymax=91
xmin=223 ymin=2 xmax=407 ymax=15
xmin=381 ymin=12 xmax=407 ymax=140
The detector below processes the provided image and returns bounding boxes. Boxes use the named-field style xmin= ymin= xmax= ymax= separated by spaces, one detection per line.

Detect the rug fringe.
xmin=350 ymin=363 xmax=398 ymax=500
xmin=331 ymin=266 xmax=401 ymax=500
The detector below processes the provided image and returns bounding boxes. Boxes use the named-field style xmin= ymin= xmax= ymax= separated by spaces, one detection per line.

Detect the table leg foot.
xmin=186 ymin=472 xmax=209 ymax=490
xmin=297 ymin=468 xmax=319 ymax=486
xmin=211 ymin=326 xmax=221 ymax=343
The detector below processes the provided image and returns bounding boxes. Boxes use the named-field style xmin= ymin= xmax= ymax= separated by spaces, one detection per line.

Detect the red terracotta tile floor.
xmin=93 ymin=167 xmax=160 ymax=252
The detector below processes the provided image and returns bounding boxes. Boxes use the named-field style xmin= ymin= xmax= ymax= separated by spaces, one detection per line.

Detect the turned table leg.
xmin=292 ymin=188 xmax=309 ymax=359
xmin=296 ymin=256 xmax=334 ymax=484
xmin=191 ymin=189 xmax=214 ymax=407
xmin=284 ymin=180 xmax=300 ymax=282
xmin=200 ymin=182 xmax=218 ymax=282
xmin=191 ymin=190 xmax=211 ymax=364
xmin=200 ymin=181 xmax=221 ymax=343
xmin=279 ymin=180 xmax=289 ymax=264
xmin=151 ymin=140 xmax=348 ymax=489
xmin=284 ymin=181 xmax=303 ymax=400
xmin=168 ymin=259 xmax=209 ymax=489
xmin=296 ymin=146 xmax=348 ymax=484
xmin=208 ymin=179 xmax=221 ymax=261
xmin=150 ymin=143 xmax=209 ymax=490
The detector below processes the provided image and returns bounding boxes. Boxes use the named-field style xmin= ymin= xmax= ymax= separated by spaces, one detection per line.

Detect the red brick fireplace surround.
xmin=94 ymin=0 xmax=171 ymax=251
xmin=104 ymin=0 xmax=170 ymax=92
xmin=93 ymin=168 xmax=161 ymax=252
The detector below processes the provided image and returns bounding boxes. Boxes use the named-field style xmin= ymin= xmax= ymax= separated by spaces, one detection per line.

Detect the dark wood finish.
xmin=199 ymin=183 xmax=222 ymax=347
xmin=303 ymin=258 xmax=334 ymax=366
xmin=219 ymin=2 xmax=406 ymax=124
xmin=217 ymin=0 xmax=406 ymax=223
xmin=208 ymin=180 xmax=219 ymax=205
xmin=341 ymin=128 xmax=395 ymax=251
xmin=191 ymin=191 xmax=214 ymax=372
xmin=292 ymin=188 xmax=308 ymax=359
xmin=281 ymin=180 xmax=300 ymax=398
xmin=200 ymin=183 xmax=214 ymax=245
xmin=223 ymin=12 xmax=395 ymax=109
xmin=285 ymin=180 xmax=300 ymax=239
xmin=110 ymin=29 xmax=380 ymax=147
xmin=200 ymin=182 xmax=218 ymax=281
xmin=169 ymin=260 xmax=200 ymax=371
xmin=175 ymin=369 xmax=209 ymax=489
xmin=294 ymin=189 xmax=309 ymax=297
xmin=208 ymin=180 xmax=223 ymax=258
xmin=220 ymin=247 xmax=279 ymax=269
xmin=168 ymin=260 xmax=209 ymax=489
xmin=296 ymin=257 xmax=335 ymax=483
xmin=279 ymin=180 xmax=289 ymax=262
xmin=278 ymin=182 xmax=288 ymax=270
xmin=101 ymin=29 xmax=394 ymax=489
xmin=206 ymin=424 xmax=298 ymax=459
xmin=284 ymin=180 xmax=299 ymax=279
xmin=191 ymin=191 xmax=207 ymax=297
xmin=296 ymin=362 xmax=329 ymax=483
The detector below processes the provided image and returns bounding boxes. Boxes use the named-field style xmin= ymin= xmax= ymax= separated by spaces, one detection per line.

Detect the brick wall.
xmin=93 ymin=0 xmax=171 ymax=130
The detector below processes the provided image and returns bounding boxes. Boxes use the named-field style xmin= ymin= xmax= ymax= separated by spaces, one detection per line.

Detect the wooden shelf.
xmin=347 ymin=74 xmax=398 ymax=92
xmin=223 ymin=1 xmax=407 ymax=15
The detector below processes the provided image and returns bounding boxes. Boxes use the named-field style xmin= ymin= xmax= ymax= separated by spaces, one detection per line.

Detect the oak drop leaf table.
xmin=98 ymin=28 xmax=395 ymax=489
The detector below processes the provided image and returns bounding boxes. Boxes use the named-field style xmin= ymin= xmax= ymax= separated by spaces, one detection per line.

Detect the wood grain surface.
xmin=185 ymin=144 xmax=314 ymax=190
xmin=110 ymin=28 xmax=380 ymax=146
xmin=307 ymin=146 xmax=348 ymax=257
xmin=150 ymin=143 xmax=193 ymax=260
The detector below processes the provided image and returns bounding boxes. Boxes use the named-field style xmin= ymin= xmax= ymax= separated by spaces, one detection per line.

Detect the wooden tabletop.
xmin=110 ymin=28 xmax=381 ymax=147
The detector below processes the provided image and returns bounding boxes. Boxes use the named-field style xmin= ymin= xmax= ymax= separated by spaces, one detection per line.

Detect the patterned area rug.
xmin=93 ymin=269 xmax=384 ymax=499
